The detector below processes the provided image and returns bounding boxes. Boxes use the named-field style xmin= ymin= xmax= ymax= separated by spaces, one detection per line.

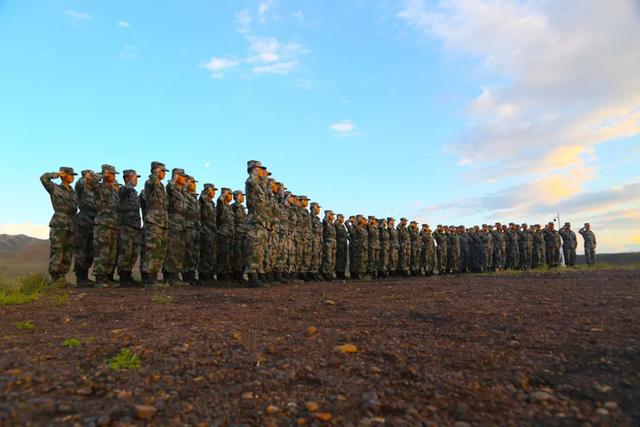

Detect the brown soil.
xmin=1 ymin=269 xmax=639 ymax=426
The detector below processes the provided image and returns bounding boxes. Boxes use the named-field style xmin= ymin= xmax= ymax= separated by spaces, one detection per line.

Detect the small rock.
xmin=76 ymin=387 xmax=93 ymax=396
xmin=296 ymin=418 xmax=306 ymax=425
xmin=305 ymin=401 xmax=319 ymax=412
xmin=242 ymin=392 xmax=254 ymax=400
xmin=266 ymin=405 xmax=280 ymax=414
xmin=312 ymin=412 xmax=332 ymax=421
xmin=369 ymin=366 xmax=382 ymax=374
xmin=306 ymin=326 xmax=318 ymax=336
xmin=133 ymin=404 xmax=157 ymax=421
xmin=604 ymin=401 xmax=618 ymax=410
xmin=596 ymin=408 xmax=609 ymax=416
xmin=116 ymin=390 xmax=132 ymax=399
xmin=333 ymin=343 xmax=358 ymax=353
xmin=530 ymin=391 xmax=553 ymax=403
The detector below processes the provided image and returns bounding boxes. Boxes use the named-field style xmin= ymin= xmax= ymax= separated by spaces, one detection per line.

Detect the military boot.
xmin=259 ymin=273 xmax=269 ymax=284
xmin=94 ymin=275 xmax=109 ymax=288
xmin=274 ymin=271 xmax=287 ymax=283
xmin=75 ymin=270 xmax=93 ymax=288
xmin=119 ymin=271 xmax=133 ymax=287
xmin=248 ymin=272 xmax=264 ymax=288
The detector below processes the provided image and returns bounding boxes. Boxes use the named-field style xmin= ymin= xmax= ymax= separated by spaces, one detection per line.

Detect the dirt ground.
xmin=1 ymin=269 xmax=639 ymax=426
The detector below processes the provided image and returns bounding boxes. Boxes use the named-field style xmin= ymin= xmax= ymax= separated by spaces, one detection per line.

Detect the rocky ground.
xmin=1 ymin=269 xmax=639 ymax=426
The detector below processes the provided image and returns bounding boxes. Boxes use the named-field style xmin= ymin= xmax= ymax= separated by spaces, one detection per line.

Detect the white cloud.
xmin=234 ymin=10 xmax=252 ymax=33
xmin=246 ymin=36 xmax=308 ymax=74
xmin=253 ymin=61 xmax=299 ymax=75
xmin=64 ymin=9 xmax=93 ymax=20
xmin=117 ymin=21 xmax=130 ymax=28
xmin=330 ymin=120 xmax=356 ymax=133
xmin=203 ymin=57 xmax=239 ymax=78
xmin=258 ymin=0 xmax=274 ymax=20
xmin=0 ymin=222 xmax=49 ymax=239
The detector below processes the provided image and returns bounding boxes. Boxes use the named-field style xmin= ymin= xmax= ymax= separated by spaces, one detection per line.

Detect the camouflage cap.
xmin=186 ymin=175 xmax=198 ymax=183
xmin=297 ymin=195 xmax=308 ymax=200
xmin=232 ymin=189 xmax=243 ymax=196
xmin=204 ymin=183 xmax=218 ymax=190
xmin=337 ymin=213 xmax=344 ymax=218
xmin=368 ymin=215 xmax=376 ymax=220
xmin=310 ymin=202 xmax=320 ymax=208
xmin=101 ymin=164 xmax=119 ymax=174
xmin=150 ymin=161 xmax=169 ymax=172
xmin=221 ymin=187 xmax=232 ymax=193
xmin=387 ymin=217 xmax=395 ymax=222
xmin=59 ymin=166 xmax=78 ymax=175
xmin=521 ymin=223 xmax=528 ymax=226
xmin=123 ymin=169 xmax=141 ymax=178
xmin=247 ymin=160 xmax=266 ymax=172
xmin=172 ymin=168 xmax=186 ymax=177
xmin=324 ymin=210 xmax=334 ymax=215
xmin=422 ymin=223 xmax=429 ymax=227
xmin=80 ymin=169 xmax=94 ymax=176
xmin=400 ymin=217 xmax=408 ymax=222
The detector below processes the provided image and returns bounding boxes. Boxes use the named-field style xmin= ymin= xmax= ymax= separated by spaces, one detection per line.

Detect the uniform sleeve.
xmin=40 ymin=172 xmax=57 ymax=194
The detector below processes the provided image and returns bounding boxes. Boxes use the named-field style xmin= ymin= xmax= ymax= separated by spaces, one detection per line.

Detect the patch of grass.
xmin=151 ymin=293 xmax=174 ymax=304
xmin=62 ymin=338 xmax=81 ymax=348
xmin=108 ymin=348 xmax=141 ymax=371
xmin=49 ymin=291 xmax=70 ymax=306
xmin=15 ymin=320 xmax=35 ymax=331
xmin=0 ymin=273 xmax=51 ymax=305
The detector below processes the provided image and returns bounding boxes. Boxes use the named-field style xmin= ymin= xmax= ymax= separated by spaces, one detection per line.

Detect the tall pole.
xmin=557 ymin=211 xmax=565 ymax=266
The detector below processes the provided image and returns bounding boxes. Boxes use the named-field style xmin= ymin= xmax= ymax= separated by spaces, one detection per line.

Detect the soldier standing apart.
xmin=164 ymin=168 xmax=189 ymax=286
xmin=182 ymin=176 xmax=200 ymax=285
xmin=321 ymin=210 xmax=337 ymax=281
xmin=117 ymin=169 xmax=142 ymax=287
xmin=396 ymin=218 xmax=411 ymax=277
xmin=334 ymin=214 xmax=349 ymax=280
xmin=559 ymin=222 xmax=577 ymax=266
xmin=244 ymin=160 xmax=269 ymax=288
xmin=140 ymin=161 xmax=169 ymax=288
xmin=432 ymin=225 xmax=447 ymax=275
xmin=309 ymin=202 xmax=323 ymax=281
xmin=367 ymin=216 xmax=380 ymax=279
xmin=90 ymin=164 xmax=120 ymax=288
xmin=198 ymin=184 xmax=217 ymax=284
xmin=579 ymin=223 xmax=597 ymax=265
xmin=41 ymin=167 xmax=78 ymax=286
xmin=216 ymin=188 xmax=235 ymax=282
xmin=378 ymin=218 xmax=390 ymax=277
xmin=387 ymin=218 xmax=399 ymax=277
xmin=74 ymin=170 xmax=96 ymax=287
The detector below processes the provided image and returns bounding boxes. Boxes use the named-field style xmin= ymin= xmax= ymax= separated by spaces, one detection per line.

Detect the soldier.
xmin=491 ymin=222 xmax=505 ymax=271
xmin=559 ymin=222 xmax=577 ymax=266
xmin=265 ymin=178 xmax=280 ymax=282
xmin=469 ymin=226 xmax=483 ymax=272
xmin=347 ymin=215 xmax=357 ymax=278
xmin=458 ymin=225 xmax=470 ymax=273
xmin=284 ymin=193 xmax=298 ymax=281
xmin=506 ymin=223 xmax=520 ymax=270
xmin=309 ymin=202 xmax=323 ymax=281
xmin=164 ymin=168 xmax=189 ymax=286
xmin=334 ymin=214 xmax=349 ymax=279
xmin=355 ymin=215 xmax=369 ymax=279
xmin=543 ymin=222 xmax=561 ymax=267
xmin=579 ymin=223 xmax=597 ymax=265
xmin=432 ymin=225 xmax=447 ymax=275
xmin=532 ymin=224 xmax=546 ymax=268
xmin=182 ymin=176 xmax=200 ymax=285
xmin=367 ymin=216 xmax=380 ymax=279
xmin=387 ymin=217 xmax=399 ymax=276
xmin=321 ymin=210 xmax=337 ymax=280
xmin=479 ymin=224 xmax=493 ymax=271
xmin=409 ymin=221 xmax=421 ymax=276
xmin=198 ymin=183 xmax=217 ymax=284
xmin=140 ymin=161 xmax=169 ymax=288
xmin=117 ymin=169 xmax=142 ymax=287
xmin=274 ymin=183 xmax=290 ymax=283
xmin=41 ymin=167 xmax=78 ymax=286
xmin=231 ymin=190 xmax=248 ymax=283
xmin=519 ymin=223 xmax=533 ymax=270
xmin=216 ymin=187 xmax=235 ymax=282
xmin=420 ymin=224 xmax=435 ymax=276
xmin=446 ymin=225 xmax=461 ymax=274
xmin=244 ymin=160 xmax=269 ymax=288
xmin=378 ymin=218 xmax=390 ymax=277
xmin=74 ymin=170 xmax=96 ymax=287
xmin=89 ymin=164 xmax=120 ymax=288
xmin=397 ymin=218 xmax=411 ymax=277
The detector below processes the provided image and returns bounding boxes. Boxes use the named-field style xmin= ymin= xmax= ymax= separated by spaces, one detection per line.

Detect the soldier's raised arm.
xmin=40 ymin=172 xmax=60 ymax=193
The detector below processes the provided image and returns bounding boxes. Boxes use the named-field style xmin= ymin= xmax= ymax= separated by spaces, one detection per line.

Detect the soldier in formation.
xmin=42 ymin=161 xmax=600 ymax=288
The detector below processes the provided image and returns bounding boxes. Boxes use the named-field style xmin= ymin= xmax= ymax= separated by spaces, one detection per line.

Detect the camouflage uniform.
xmin=469 ymin=230 xmax=483 ymax=272
xmin=309 ymin=204 xmax=323 ymax=277
xmin=265 ymin=188 xmax=280 ymax=275
xmin=419 ymin=227 xmax=435 ymax=275
xmin=335 ymin=217 xmax=349 ymax=278
xmin=183 ymin=189 xmax=200 ymax=282
xmin=216 ymin=190 xmax=235 ymax=279
xmin=198 ymin=185 xmax=217 ymax=281
xmin=41 ymin=170 xmax=78 ymax=279
xmin=457 ymin=229 xmax=470 ymax=273
xmin=164 ymin=176 xmax=188 ymax=278
xmin=478 ymin=229 xmax=493 ymax=271
xmin=301 ymin=204 xmax=313 ymax=275
xmin=73 ymin=172 xmax=96 ymax=281
xmin=346 ymin=219 xmax=356 ymax=277
xmin=355 ymin=220 xmax=369 ymax=276
xmin=378 ymin=221 xmax=390 ymax=275
xmin=116 ymin=175 xmax=142 ymax=280
xmin=244 ymin=162 xmax=270 ymax=279
xmin=295 ymin=205 xmax=307 ymax=275
xmin=387 ymin=220 xmax=399 ymax=275
xmin=284 ymin=199 xmax=298 ymax=276
xmin=397 ymin=221 xmax=411 ymax=274
xmin=367 ymin=218 xmax=380 ymax=276
xmin=559 ymin=227 xmax=577 ymax=266
xmin=409 ymin=223 xmax=421 ymax=275
xmin=543 ymin=227 xmax=561 ymax=267
xmin=90 ymin=167 xmax=120 ymax=283
xmin=579 ymin=227 xmax=597 ymax=265
xmin=506 ymin=229 xmax=520 ymax=269
xmin=275 ymin=191 xmax=289 ymax=280
xmin=491 ymin=229 xmax=505 ymax=270
xmin=432 ymin=228 xmax=447 ymax=274
xmin=140 ymin=164 xmax=169 ymax=282
xmin=518 ymin=227 xmax=533 ymax=269
xmin=446 ymin=229 xmax=461 ymax=274
xmin=532 ymin=228 xmax=546 ymax=268
xmin=321 ymin=211 xmax=337 ymax=278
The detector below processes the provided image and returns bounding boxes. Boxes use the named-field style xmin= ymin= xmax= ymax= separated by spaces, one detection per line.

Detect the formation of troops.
xmin=41 ymin=161 xmax=599 ymax=289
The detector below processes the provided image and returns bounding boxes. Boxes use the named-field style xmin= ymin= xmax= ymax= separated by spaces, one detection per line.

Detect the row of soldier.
xmin=41 ymin=161 xmax=598 ymax=289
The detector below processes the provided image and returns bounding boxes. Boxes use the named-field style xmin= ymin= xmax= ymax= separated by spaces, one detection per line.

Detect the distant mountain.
xmin=0 ymin=234 xmax=49 ymax=276
xmin=0 ymin=234 xmax=48 ymax=253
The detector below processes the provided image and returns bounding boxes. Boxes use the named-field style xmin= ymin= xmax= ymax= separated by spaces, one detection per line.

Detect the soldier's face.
xmin=154 ymin=168 xmax=166 ymax=181
xmin=338 ymin=217 xmax=344 ymax=224
xmin=302 ymin=199 xmax=309 ymax=208
xmin=224 ymin=191 xmax=232 ymax=202
xmin=208 ymin=188 xmax=216 ymax=199
xmin=126 ymin=175 xmax=138 ymax=187
xmin=103 ymin=171 xmax=115 ymax=184
xmin=176 ymin=175 xmax=187 ymax=186
xmin=388 ymin=220 xmax=394 ymax=227
xmin=257 ymin=168 xmax=266 ymax=179
xmin=188 ymin=181 xmax=196 ymax=193
xmin=271 ymin=181 xmax=279 ymax=193
xmin=328 ymin=213 xmax=334 ymax=221
xmin=585 ymin=223 xmax=590 ymax=230
xmin=61 ymin=172 xmax=75 ymax=184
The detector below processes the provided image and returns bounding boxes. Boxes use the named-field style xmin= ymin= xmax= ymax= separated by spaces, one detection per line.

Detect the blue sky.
xmin=1 ymin=0 xmax=638 ymax=253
